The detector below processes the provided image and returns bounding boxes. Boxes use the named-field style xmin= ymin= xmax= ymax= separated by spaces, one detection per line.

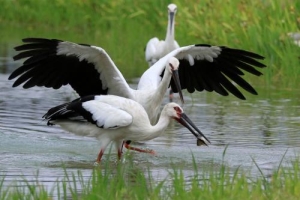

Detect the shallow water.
xmin=1 ymin=56 xmax=300 ymax=196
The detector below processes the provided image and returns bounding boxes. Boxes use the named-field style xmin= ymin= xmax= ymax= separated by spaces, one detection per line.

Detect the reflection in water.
xmin=213 ymin=102 xmax=226 ymax=128
xmin=260 ymin=109 xmax=275 ymax=145
xmin=0 ymin=43 xmax=21 ymax=74
xmin=1 ymin=58 xmax=300 ymax=195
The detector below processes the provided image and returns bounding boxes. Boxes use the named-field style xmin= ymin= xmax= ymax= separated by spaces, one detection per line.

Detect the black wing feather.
xmin=9 ymin=38 xmax=107 ymax=97
xmin=171 ymin=45 xmax=266 ymax=100
xmin=44 ymin=95 xmax=98 ymax=125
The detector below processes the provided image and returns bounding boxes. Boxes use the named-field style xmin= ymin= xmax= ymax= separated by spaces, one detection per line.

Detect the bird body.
xmin=44 ymin=95 xmax=209 ymax=162
xmin=145 ymin=38 xmax=179 ymax=67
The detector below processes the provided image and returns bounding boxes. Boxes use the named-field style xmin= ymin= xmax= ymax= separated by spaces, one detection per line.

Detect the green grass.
xmin=1 ymin=1 xmax=299 ymax=198
xmin=0 ymin=0 xmax=299 ymax=88
xmin=1 ymin=153 xmax=300 ymax=200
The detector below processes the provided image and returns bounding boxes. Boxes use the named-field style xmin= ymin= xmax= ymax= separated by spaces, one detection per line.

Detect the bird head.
xmin=165 ymin=102 xmax=210 ymax=146
xmin=165 ymin=102 xmax=183 ymax=118
xmin=167 ymin=57 xmax=179 ymax=72
xmin=167 ymin=4 xmax=177 ymax=33
xmin=168 ymin=4 xmax=177 ymax=14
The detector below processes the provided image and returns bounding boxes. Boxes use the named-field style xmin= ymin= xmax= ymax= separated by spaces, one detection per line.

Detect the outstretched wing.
xmin=9 ymin=38 xmax=134 ymax=98
xmin=141 ymin=44 xmax=266 ymax=100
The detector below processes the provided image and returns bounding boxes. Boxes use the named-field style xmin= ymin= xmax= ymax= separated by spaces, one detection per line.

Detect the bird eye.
xmin=169 ymin=63 xmax=174 ymax=70
xmin=173 ymin=106 xmax=180 ymax=112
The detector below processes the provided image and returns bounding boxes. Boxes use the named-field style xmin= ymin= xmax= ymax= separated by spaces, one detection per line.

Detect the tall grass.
xmin=1 ymin=154 xmax=300 ymax=200
xmin=0 ymin=0 xmax=299 ymax=87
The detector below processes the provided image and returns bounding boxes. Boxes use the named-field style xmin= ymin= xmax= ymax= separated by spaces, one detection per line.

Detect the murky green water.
xmin=1 ymin=51 xmax=300 ymax=196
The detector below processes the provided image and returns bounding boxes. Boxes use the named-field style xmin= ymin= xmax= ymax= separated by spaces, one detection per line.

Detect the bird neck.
xmin=160 ymin=68 xmax=172 ymax=91
xmin=144 ymin=108 xmax=171 ymax=140
xmin=165 ymin=14 xmax=175 ymax=43
xmin=153 ymin=67 xmax=172 ymax=107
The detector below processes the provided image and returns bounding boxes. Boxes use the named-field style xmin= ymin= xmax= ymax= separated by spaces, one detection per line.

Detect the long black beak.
xmin=175 ymin=113 xmax=210 ymax=146
xmin=172 ymin=69 xmax=184 ymax=104
xmin=169 ymin=12 xmax=175 ymax=34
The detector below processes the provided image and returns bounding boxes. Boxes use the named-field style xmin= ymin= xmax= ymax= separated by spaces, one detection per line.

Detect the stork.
xmin=44 ymin=95 xmax=210 ymax=163
xmin=9 ymin=38 xmax=266 ymax=155
xmin=9 ymin=38 xmax=266 ymax=122
xmin=145 ymin=3 xmax=180 ymax=101
xmin=145 ymin=3 xmax=180 ymax=67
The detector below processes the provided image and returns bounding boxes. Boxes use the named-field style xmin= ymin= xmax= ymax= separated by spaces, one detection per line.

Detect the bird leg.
xmin=169 ymin=88 xmax=174 ymax=102
xmin=118 ymin=149 xmax=123 ymax=160
xmin=124 ymin=141 xmax=156 ymax=155
xmin=96 ymin=149 xmax=104 ymax=163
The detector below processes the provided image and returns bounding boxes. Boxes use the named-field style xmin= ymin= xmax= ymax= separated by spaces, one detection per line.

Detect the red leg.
xmin=124 ymin=142 xmax=156 ymax=155
xmin=96 ymin=149 xmax=104 ymax=163
xmin=118 ymin=149 xmax=122 ymax=160
xmin=169 ymin=88 xmax=174 ymax=102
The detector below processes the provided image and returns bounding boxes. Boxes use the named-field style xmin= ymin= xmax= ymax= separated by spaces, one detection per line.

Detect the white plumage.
xmin=145 ymin=3 xmax=180 ymax=66
xmin=82 ymin=101 xmax=133 ymax=129
xmin=44 ymin=95 xmax=210 ymax=163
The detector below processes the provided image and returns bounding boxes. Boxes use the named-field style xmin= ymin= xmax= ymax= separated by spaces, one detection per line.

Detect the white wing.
xmin=82 ymin=100 xmax=133 ymax=129
xmin=145 ymin=37 xmax=180 ymax=67
xmin=145 ymin=37 xmax=162 ymax=66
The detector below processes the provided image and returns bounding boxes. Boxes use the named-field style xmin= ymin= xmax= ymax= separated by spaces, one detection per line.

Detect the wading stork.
xmin=44 ymin=95 xmax=210 ymax=163
xmin=145 ymin=3 xmax=180 ymax=67
xmin=9 ymin=38 xmax=266 ymax=123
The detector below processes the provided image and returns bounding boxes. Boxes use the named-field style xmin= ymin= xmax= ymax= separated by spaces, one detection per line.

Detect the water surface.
xmin=1 ymin=55 xmax=300 ymax=195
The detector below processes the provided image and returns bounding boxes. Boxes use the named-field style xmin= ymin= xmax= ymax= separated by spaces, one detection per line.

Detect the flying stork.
xmin=8 ymin=37 xmax=267 ymax=124
xmin=44 ymin=95 xmax=210 ymax=163
xmin=9 ymin=38 xmax=266 ymax=117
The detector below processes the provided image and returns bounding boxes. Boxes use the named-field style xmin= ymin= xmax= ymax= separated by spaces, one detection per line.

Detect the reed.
xmin=1 ymin=153 xmax=300 ymax=200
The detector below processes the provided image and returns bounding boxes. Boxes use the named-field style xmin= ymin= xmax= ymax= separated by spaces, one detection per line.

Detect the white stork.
xmin=145 ymin=3 xmax=180 ymax=67
xmin=145 ymin=3 xmax=180 ymax=101
xmin=43 ymin=95 xmax=210 ymax=163
xmin=9 ymin=38 xmax=266 ymax=123
xmin=9 ymin=38 xmax=266 ymax=155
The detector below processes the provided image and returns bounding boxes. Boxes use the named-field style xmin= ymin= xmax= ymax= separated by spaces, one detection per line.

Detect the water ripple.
xmin=1 ymin=71 xmax=300 ymax=195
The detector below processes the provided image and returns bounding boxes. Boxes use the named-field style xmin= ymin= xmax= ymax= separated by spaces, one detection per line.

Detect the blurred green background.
xmin=0 ymin=0 xmax=299 ymax=88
